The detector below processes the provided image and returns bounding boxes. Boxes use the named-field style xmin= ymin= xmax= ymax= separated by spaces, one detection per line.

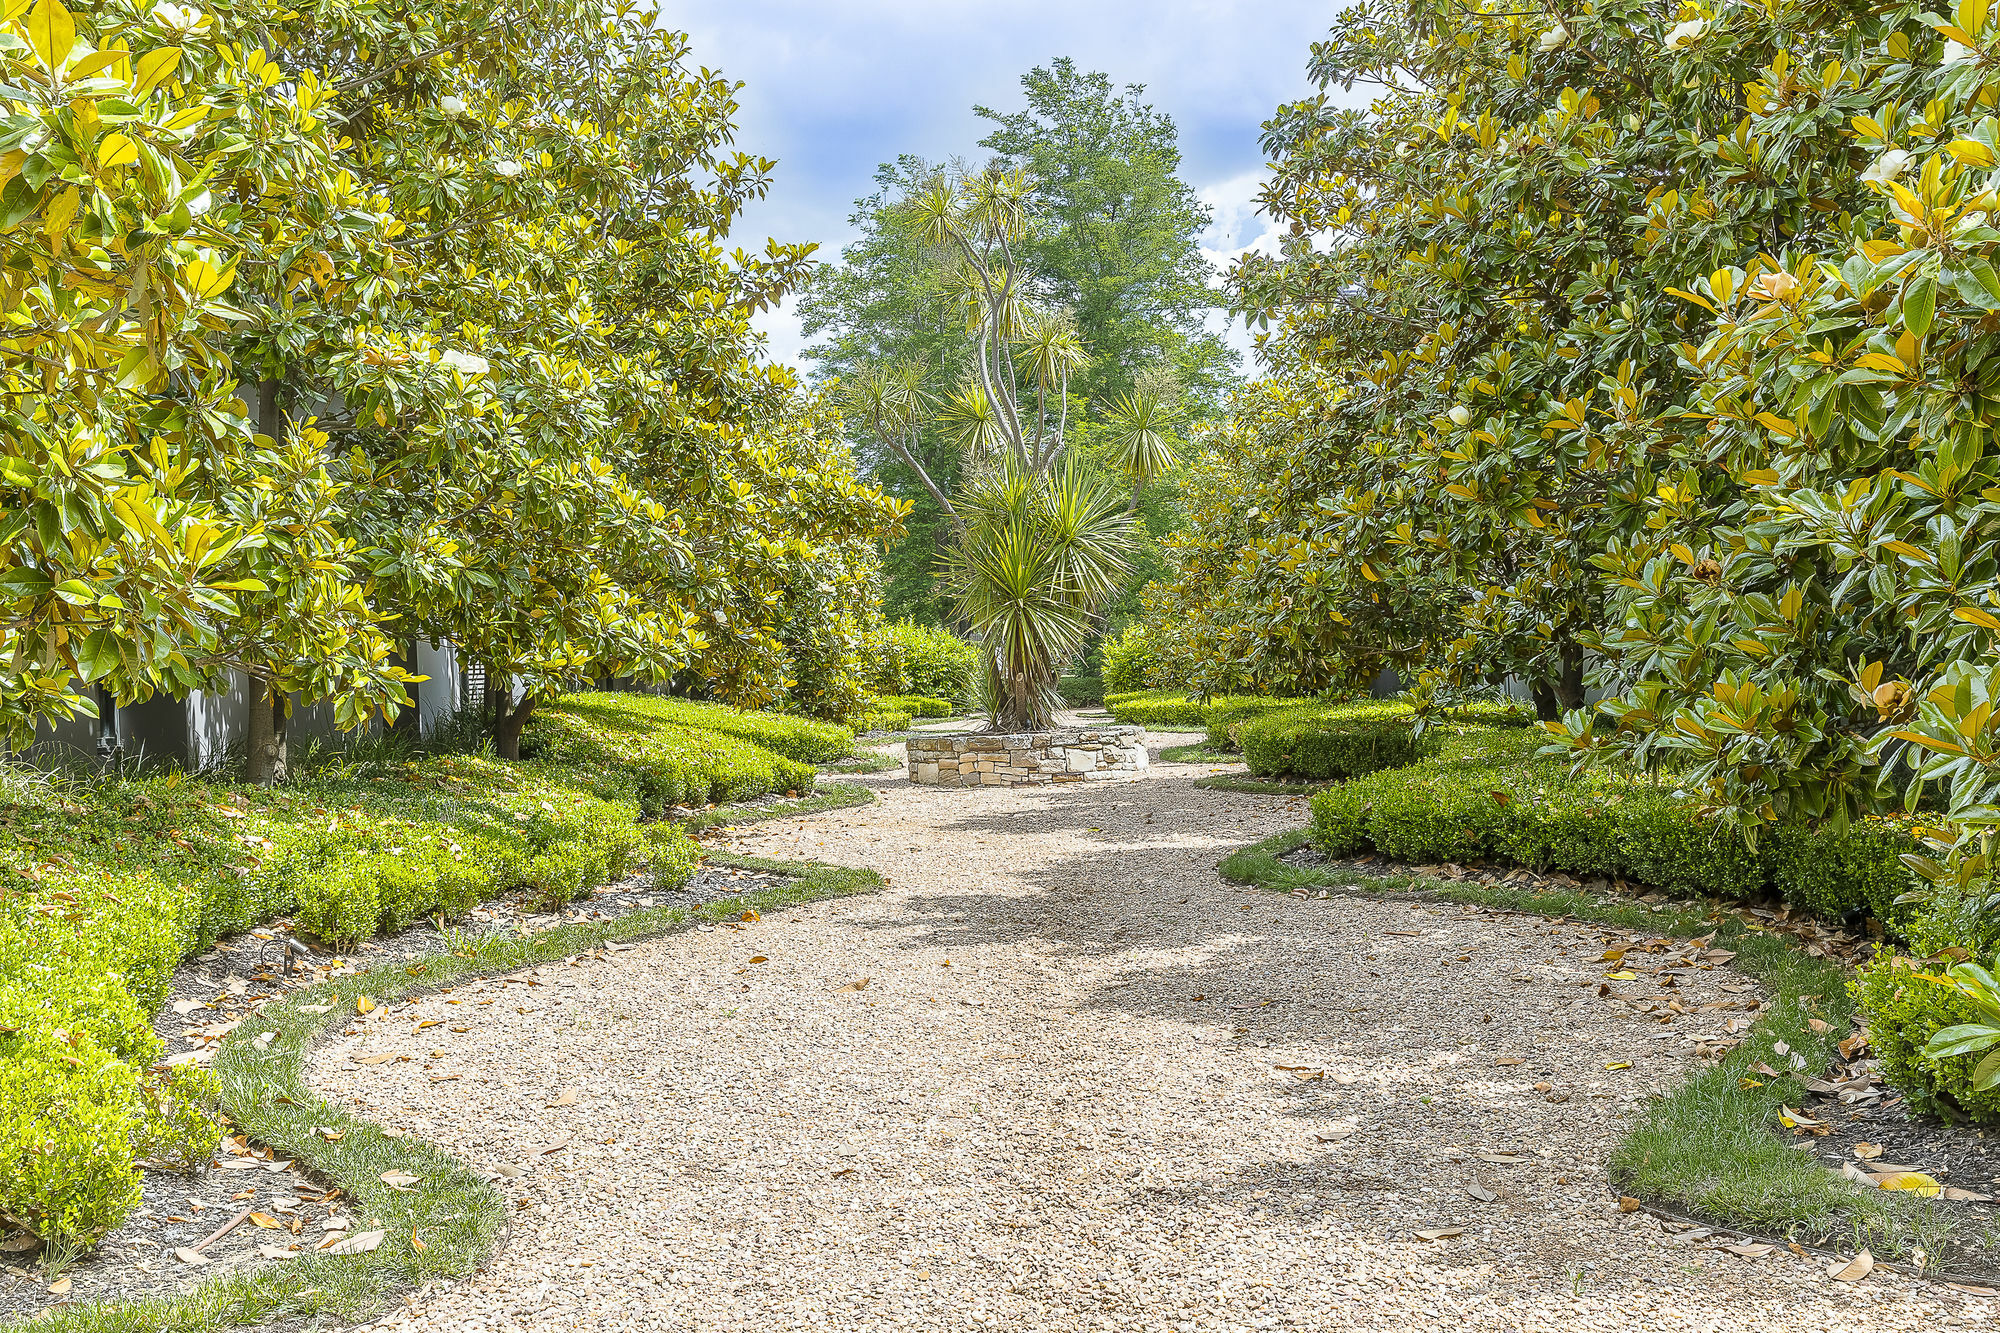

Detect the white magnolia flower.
xmin=1664 ymin=18 xmax=1709 ymax=50
xmin=1945 ymin=40 xmax=1979 ymax=65
xmin=1861 ymin=149 xmax=1913 ymax=185
xmin=439 ymin=350 xmax=489 ymax=376
xmin=1448 ymin=405 xmax=1473 ymax=427
xmin=1753 ymin=271 xmax=1800 ymax=301
xmin=439 ymin=95 xmax=467 ymax=117
xmin=1537 ymin=24 xmax=1569 ymax=52
xmin=492 ymin=159 xmax=523 ymax=178
xmin=153 ymin=2 xmax=205 ymax=30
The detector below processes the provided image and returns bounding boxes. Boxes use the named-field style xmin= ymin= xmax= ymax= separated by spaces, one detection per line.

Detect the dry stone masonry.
xmin=907 ymin=725 xmax=1147 ymax=787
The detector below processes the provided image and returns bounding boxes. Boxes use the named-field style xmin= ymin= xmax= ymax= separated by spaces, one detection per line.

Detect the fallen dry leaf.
xmin=1827 ymin=1250 xmax=1874 ymax=1283
xmin=1945 ymin=1187 xmax=1996 ymax=1202
xmin=47 ymin=1276 xmax=70 ymax=1295
xmin=1413 ymin=1227 xmax=1465 ymax=1240
xmin=834 ymin=978 xmax=870 ymax=992
xmin=1946 ymin=1283 xmax=2000 ymax=1297
xmin=1778 ymin=1106 xmax=1821 ymax=1130
xmin=748 ymin=956 xmax=768 ymax=964
xmin=257 ymin=1244 xmax=298 ymax=1260
xmin=548 ymin=1088 xmax=580 ymax=1108
xmin=1464 ymin=1183 xmax=1498 ymax=1202
xmin=248 ymin=1212 xmax=283 ymax=1230
xmin=1853 ymin=1142 xmax=1883 ymax=1161
xmin=355 ymin=996 xmax=375 ymax=1015
xmin=175 ymin=1247 xmax=211 ymax=1265
xmin=379 ymin=1170 xmax=421 ymax=1189
xmin=1719 ymin=1242 xmax=1774 ymax=1258
xmin=1493 ymin=1056 xmax=1525 ymax=1066
xmin=320 ymin=1229 xmax=385 ymax=1255
xmin=1618 ymin=1197 xmax=1642 ymax=1213
xmin=1871 ymin=1170 xmax=1942 ymax=1197
xmin=1313 ymin=1128 xmax=1355 ymax=1143
xmin=1605 ymin=1061 xmax=1633 ymax=1071
xmin=352 ymin=1053 xmax=398 ymax=1066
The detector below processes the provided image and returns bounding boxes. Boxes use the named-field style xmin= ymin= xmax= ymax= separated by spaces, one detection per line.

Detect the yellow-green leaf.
xmin=24 ymin=0 xmax=74 ymax=72
xmin=132 ymin=46 xmax=182 ymax=96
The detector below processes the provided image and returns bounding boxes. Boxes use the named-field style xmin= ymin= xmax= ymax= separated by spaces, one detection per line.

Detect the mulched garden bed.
xmin=0 ymin=858 xmax=791 ymax=1321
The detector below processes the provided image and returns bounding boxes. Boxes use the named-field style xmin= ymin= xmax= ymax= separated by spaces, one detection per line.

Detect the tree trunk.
xmin=389 ymin=644 xmax=417 ymax=735
xmin=1554 ymin=643 xmax=1588 ymax=712
xmin=1528 ymin=679 xmax=1561 ymax=723
xmin=245 ymin=674 xmax=288 ymax=785
xmin=493 ymin=695 xmax=537 ymax=761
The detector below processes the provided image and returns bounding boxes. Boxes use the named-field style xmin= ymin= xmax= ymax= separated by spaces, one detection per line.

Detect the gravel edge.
xmin=21 ymin=854 xmax=885 ymax=1333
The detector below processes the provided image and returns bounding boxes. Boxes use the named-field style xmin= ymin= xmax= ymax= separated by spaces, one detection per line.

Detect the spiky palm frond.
xmin=950 ymin=458 xmax=1135 ymax=731
xmin=938 ymin=381 xmax=1009 ymax=467
xmin=1103 ymin=388 xmax=1182 ymax=488
xmin=1015 ymin=308 xmax=1089 ymax=396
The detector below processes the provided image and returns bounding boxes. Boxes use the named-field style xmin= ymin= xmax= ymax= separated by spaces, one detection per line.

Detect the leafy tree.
xmin=0 ymin=0 xmax=410 ymax=754
xmin=1175 ymin=1 xmax=1874 ymax=717
xmin=975 ymin=58 xmax=1236 ymax=407
xmin=0 ymin=0 xmax=897 ymax=766
xmin=804 ymin=61 xmax=1231 ymax=624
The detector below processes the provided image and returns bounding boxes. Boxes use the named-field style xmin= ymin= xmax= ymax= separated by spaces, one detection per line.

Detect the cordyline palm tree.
xmin=841 ymin=165 xmax=1176 ymax=731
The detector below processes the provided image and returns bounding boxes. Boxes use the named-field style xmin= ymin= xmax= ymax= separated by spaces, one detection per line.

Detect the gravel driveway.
xmin=317 ymin=740 xmax=1968 ymax=1331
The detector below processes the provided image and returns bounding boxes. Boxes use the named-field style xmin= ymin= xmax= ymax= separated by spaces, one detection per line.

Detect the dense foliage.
xmin=1127 ymin=0 xmax=2000 ymax=1117
xmin=0 ymin=0 xmax=899 ymax=766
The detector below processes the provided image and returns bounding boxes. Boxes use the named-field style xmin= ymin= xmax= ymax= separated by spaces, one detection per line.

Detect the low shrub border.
xmin=1 ymin=696 xmax=855 ymax=1257
xmin=677 ymin=781 xmax=876 ymax=832
xmin=29 ymin=851 xmax=884 ymax=1333
xmin=1216 ymin=831 xmax=1948 ymax=1267
xmin=868 ymin=695 xmax=954 ymax=719
xmin=1308 ymin=729 xmax=1921 ymax=922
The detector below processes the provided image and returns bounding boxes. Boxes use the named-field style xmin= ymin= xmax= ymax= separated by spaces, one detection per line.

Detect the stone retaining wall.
xmin=907 ymin=726 xmax=1148 ymax=787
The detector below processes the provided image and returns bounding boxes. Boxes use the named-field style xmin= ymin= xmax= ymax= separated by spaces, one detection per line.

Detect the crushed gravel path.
xmin=316 ymin=735 xmax=1970 ymax=1331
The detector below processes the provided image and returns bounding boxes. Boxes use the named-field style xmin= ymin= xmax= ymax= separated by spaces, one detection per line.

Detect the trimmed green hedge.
xmin=539 ymin=692 xmax=852 ymax=765
xmin=1308 ymin=728 xmax=1917 ymax=912
xmin=871 ymin=694 xmax=954 ymax=718
xmin=858 ymin=707 xmax=912 ymax=733
xmin=1108 ymin=690 xmax=1303 ymax=731
xmin=0 ymin=688 xmax=843 ymax=1255
xmin=523 ymin=696 xmax=821 ymax=811
xmin=1240 ymin=709 xmax=1435 ymax=781
xmin=1854 ymin=957 xmax=2000 ymax=1122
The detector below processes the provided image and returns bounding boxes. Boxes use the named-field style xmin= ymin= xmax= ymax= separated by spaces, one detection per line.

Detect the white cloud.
xmin=752 ymin=294 xmax=808 ymax=370
xmin=669 ymin=1 xmax=1342 ymax=374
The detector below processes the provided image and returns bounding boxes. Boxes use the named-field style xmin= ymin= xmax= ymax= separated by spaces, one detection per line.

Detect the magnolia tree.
xmin=843 ymin=167 xmax=1186 ymax=730
xmin=0 ymin=0 xmax=898 ymax=771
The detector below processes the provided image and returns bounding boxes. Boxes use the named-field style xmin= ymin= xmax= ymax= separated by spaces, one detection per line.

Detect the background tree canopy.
xmin=800 ymin=60 xmax=1235 ymax=631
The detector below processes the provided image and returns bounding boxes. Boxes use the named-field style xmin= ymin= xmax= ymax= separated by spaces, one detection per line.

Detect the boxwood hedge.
xmin=0 ymin=691 xmax=822 ymax=1255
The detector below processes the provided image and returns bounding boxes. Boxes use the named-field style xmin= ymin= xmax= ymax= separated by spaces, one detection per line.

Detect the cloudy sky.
xmin=655 ymin=0 xmax=1352 ymax=370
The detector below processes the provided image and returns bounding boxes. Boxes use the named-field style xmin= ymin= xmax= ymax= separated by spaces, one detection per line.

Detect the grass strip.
xmin=27 ymin=854 xmax=882 ymax=1333
xmin=1158 ymin=743 xmax=1239 ymax=766
xmin=678 ymin=781 xmax=876 ymax=831
xmin=819 ymin=751 xmax=902 ymax=775
xmin=1218 ymin=829 xmax=1948 ymax=1263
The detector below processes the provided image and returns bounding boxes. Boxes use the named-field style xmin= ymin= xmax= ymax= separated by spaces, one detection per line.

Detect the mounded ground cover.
xmin=0 ymin=695 xmax=842 ymax=1257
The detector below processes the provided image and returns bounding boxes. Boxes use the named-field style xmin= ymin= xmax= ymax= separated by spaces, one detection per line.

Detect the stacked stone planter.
xmin=906 ymin=725 xmax=1147 ymax=787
